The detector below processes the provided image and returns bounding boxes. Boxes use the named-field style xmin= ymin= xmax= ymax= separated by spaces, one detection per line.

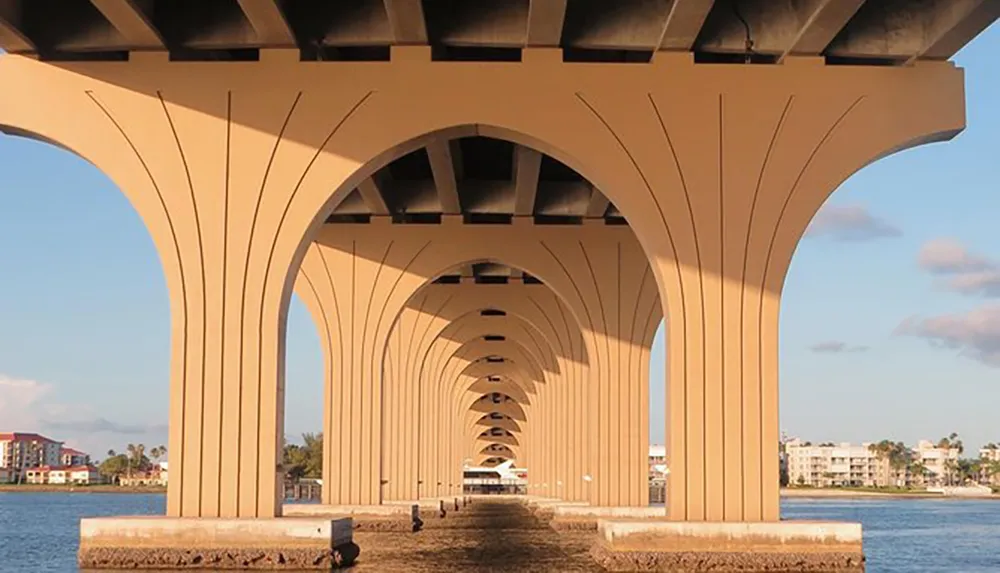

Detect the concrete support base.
xmin=283 ymin=504 xmax=422 ymax=532
xmin=78 ymin=517 xmax=359 ymax=570
xmin=549 ymin=506 xmax=667 ymax=531
xmin=591 ymin=520 xmax=864 ymax=572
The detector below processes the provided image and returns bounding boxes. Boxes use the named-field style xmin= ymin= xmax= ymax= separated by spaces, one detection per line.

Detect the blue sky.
xmin=2 ymin=25 xmax=999 ymax=458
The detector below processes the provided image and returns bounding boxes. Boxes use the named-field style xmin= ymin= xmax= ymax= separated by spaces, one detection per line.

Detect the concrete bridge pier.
xmin=0 ymin=0 xmax=988 ymax=569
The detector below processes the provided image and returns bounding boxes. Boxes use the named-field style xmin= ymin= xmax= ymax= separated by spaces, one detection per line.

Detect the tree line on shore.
xmin=98 ymin=444 xmax=166 ymax=481
xmin=283 ymin=433 xmax=323 ymax=481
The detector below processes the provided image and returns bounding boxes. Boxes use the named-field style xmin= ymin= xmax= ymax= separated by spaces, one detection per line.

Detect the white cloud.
xmin=806 ymin=204 xmax=901 ymax=241
xmin=919 ymin=238 xmax=996 ymax=274
xmin=895 ymin=306 xmax=1000 ymax=367
xmin=0 ymin=375 xmax=167 ymax=456
xmin=917 ymin=239 xmax=1000 ymax=298
xmin=808 ymin=341 xmax=869 ymax=353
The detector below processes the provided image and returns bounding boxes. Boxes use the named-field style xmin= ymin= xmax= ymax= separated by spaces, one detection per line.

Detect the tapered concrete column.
xmin=577 ymin=56 xmax=964 ymax=521
xmin=0 ymin=54 xmax=383 ymax=518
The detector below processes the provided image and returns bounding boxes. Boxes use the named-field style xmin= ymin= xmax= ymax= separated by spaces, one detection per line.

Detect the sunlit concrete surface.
xmin=1 ymin=1 xmax=996 ymax=570
xmin=78 ymin=516 xmax=357 ymax=569
xmin=593 ymin=519 xmax=863 ymax=571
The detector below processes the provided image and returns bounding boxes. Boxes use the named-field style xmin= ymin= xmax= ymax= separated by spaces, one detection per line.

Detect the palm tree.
xmin=106 ymin=449 xmax=116 ymax=459
xmin=126 ymin=444 xmax=136 ymax=478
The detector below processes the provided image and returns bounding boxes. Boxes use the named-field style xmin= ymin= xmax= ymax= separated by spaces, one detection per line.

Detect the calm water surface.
xmin=1 ymin=492 xmax=998 ymax=572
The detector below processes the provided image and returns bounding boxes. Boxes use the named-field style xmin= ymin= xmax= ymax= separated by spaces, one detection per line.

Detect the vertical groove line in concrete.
xmin=359 ymin=240 xmax=393 ymax=504
xmin=741 ymin=95 xmax=793 ymax=519
xmin=85 ymin=91 xmax=190 ymax=515
xmin=369 ymin=240 xmax=432 ymax=501
xmin=216 ymin=92 xmax=232 ymax=516
xmin=718 ymin=93 xmax=725 ymax=516
xmin=258 ymin=91 xmax=373 ymax=512
xmin=316 ymin=246 xmax=344 ymax=502
xmin=647 ymin=94 xmax=696 ymax=519
xmin=159 ymin=91 xmax=207 ymax=514
xmin=234 ymin=91 xmax=302 ymax=515
xmin=760 ymin=96 xmax=865 ymax=518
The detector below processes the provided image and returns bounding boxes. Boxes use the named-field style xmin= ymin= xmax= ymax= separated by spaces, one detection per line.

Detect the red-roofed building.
xmin=0 ymin=433 xmax=63 ymax=479
xmin=60 ymin=447 xmax=90 ymax=467
xmin=24 ymin=464 xmax=102 ymax=485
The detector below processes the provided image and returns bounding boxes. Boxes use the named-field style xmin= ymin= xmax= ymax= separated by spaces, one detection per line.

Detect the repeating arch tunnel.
xmin=0 ymin=45 xmax=965 ymax=522
xmin=294 ymin=132 xmax=663 ymax=508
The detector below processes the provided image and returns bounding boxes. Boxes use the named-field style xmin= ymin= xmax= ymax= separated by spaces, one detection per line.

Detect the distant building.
xmin=648 ymin=445 xmax=667 ymax=480
xmin=978 ymin=446 xmax=1000 ymax=485
xmin=912 ymin=440 xmax=960 ymax=486
xmin=0 ymin=433 xmax=63 ymax=478
xmin=0 ymin=467 xmax=12 ymax=484
xmin=785 ymin=440 xmax=888 ymax=487
xmin=24 ymin=465 xmax=102 ymax=485
xmin=118 ymin=461 xmax=168 ymax=487
xmin=60 ymin=447 xmax=90 ymax=467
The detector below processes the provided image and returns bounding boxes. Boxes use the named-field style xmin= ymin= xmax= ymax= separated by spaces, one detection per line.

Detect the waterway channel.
xmin=1 ymin=492 xmax=998 ymax=572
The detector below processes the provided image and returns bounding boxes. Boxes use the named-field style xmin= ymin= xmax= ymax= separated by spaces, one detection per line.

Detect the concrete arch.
xmin=383 ymin=282 xmax=595 ymax=502
xmin=1 ymin=53 xmax=965 ymax=520
xmin=476 ymin=415 xmax=521 ymax=433
xmin=296 ymin=223 xmax=657 ymax=505
xmin=378 ymin=283 xmax=584 ymax=502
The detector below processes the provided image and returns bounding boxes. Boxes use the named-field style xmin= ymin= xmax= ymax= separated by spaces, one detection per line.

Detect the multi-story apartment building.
xmin=0 ymin=433 xmax=63 ymax=476
xmin=784 ymin=440 xmax=889 ymax=487
xmin=979 ymin=445 xmax=1000 ymax=485
xmin=913 ymin=440 xmax=961 ymax=486
xmin=648 ymin=445 xmax=666 ymax=479
xmin=60 ymin=447 xmax=90 ymax=467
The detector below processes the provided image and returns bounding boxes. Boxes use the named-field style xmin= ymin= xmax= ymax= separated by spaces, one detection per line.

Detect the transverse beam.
xmin=0 ymin=1 xmax=34 ymax=52
xmin=658 ymin=0 xmax=716 ymax=50
xmin=779 ymin=0 xmax=866 ymax=62
xmin=512 ymin=146 xmax=542 ymax=216
xmin=357 ymin=177 xmax=390 ymax=215
xmin=236 ymin=0 xmax=295 ymax=46
xmin=526 ymin=0 xmax=568 ymax=46
xmin=585 ymin=187 xmax=610 ymax=218
xmin=90 ymin=0 xmax=164 ymax=50
xmin=384 ymin=0 xmax=429 ymax=44
xmin=427 ymin=139 xmax=462 ymax=214
xmin=908 ymin=0 xmax=1000 ymax=63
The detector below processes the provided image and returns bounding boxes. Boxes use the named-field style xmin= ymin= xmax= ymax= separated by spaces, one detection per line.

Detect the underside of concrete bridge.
xmin=2 ymin=0 xmax=995 ymax=570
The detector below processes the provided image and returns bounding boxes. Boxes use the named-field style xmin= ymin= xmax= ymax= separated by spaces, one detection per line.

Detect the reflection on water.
xmin=2 ymin=492 xmax=999 ymax=572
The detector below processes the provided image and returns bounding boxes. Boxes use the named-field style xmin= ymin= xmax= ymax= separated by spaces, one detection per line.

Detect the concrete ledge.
xmin=554 ymin=506 xmax=667 ymax=518
xmin=283 ymin=504 xmax=423 ymax=532
xmin=283 ymin=503 xmax=416 ymax=518
xmin=592 ymin=520 xmax=863 ymax=572
xmin=549 ymin=506 xmax=667 ymax=531
xmin=79 ymin=516 xmax=359 ymax=570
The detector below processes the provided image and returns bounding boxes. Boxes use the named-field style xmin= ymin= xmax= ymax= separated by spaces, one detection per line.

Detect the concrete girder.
xmin=90 ymin=0 xmax=165 ymax=51
xmin=659 ymin=0 xmax=716 ymax=51
xmin=526 ymin=0 xmax=568 ymax=47
xmin=827 ymin=0 xmax=1000 ymax=63
xmin=383 ymin=0 xmax=428 ymax=45
xmin=695 ymin=0 xmax=866 ymax=60
xmin=512 ymin=145 xmax=543 ymax=216
xmin=426 ymin=138 xmax=463 ymax=214
xmin=0 ymin=52 xmax=964 ymax=521
xmin=235 ymin=0 xmax=295 ymax=47
xmin=0 ymin=3 xmax=33 ymax=52
xmin=356 ymin=176 xmax=391 ymax=215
